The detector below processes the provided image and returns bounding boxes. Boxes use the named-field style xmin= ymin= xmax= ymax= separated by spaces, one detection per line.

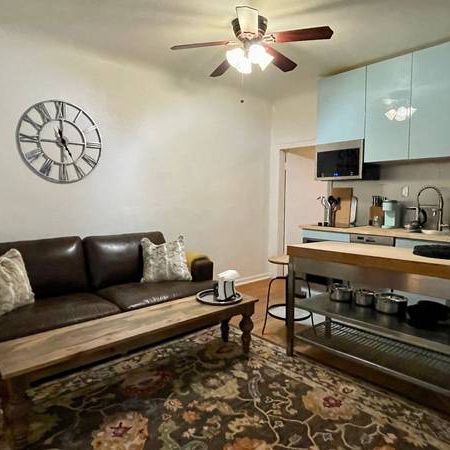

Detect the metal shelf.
xmin=295 ymin=294 xmax=450 ymax=355
xmin=296 ymin=321 xmax=450 ymax=395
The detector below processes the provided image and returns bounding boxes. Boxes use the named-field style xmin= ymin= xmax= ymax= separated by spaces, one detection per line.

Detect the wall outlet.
xmin=401 ymin=185 xmax=409 ymax=198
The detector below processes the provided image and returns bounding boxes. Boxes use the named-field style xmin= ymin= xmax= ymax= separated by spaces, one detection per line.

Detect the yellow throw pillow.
xmin=0 ymin=249 xmax=35 ymax=317
xmin=185 ymin=251 xmax=207 ymax=270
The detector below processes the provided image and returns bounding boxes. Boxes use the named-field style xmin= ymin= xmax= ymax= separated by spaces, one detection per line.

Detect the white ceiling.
xmin=1 ymin=0 xmax=450 ymax=99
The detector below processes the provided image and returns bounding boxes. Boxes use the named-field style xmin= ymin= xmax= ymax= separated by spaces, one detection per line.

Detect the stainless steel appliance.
xmin=316 ymin=140 xmax=380 ymax=181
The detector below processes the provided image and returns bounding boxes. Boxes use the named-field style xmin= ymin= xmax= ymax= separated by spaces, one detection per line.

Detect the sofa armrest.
xmin=190 ymin=257 xmax=214 ymax=282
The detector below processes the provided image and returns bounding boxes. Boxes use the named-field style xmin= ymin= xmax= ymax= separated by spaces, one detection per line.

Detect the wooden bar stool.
xmin=262 ymin=255 xmax=312 ymax=335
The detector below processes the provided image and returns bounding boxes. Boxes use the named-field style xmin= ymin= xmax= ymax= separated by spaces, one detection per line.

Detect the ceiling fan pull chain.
xmin=240 ymin=73 xmax=245 ymax=104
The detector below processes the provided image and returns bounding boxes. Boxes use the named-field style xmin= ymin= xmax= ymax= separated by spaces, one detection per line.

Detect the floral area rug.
xmin=0 ymin=327 xmax=449 ymax=450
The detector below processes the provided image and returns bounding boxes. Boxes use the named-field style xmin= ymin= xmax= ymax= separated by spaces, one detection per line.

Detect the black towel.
xmin=413 ymin=244 xmax=450 ymax=259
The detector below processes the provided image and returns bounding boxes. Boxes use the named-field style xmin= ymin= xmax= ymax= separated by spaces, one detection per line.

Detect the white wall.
xmin=271 ymin=79 xmax=318 ymax=147
xmin=0 ymin=31 xmax=272 ymax=280
xmin=268 ymin=79 xmax=321 ymax=259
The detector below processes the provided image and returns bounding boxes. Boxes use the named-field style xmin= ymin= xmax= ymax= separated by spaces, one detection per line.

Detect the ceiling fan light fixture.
xmin=226 ymin=47 xmax=244 ymax=67
xmin=248 ymin=44 xmax=273 ymax=70
xmin=248 ymin=44 xmax=274 ymax=71
xmin=248 ymin=44 xmax=265 ymax=62
xmin=258 ymin=52 xmax=274 ymax=71
xmin=237 ymin=55 xmax=252 ymax=74
xmin=226 ymin=47 xmax=252 ymax=74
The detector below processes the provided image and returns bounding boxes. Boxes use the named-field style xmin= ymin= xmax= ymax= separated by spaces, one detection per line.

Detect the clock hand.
xmin=40 ymin=138 xmax=84 ymax=146
xmin=63 ymin=143 xmax=74 ymax=161
xmin=54 ymin=128 xmax=74 ymax=162
xmin=56 ymin=127 xmax=64 ymax=141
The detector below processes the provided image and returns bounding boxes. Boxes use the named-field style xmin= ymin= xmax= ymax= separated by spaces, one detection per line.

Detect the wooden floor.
xmin=234 ymin=279 xmax=449 ymax=416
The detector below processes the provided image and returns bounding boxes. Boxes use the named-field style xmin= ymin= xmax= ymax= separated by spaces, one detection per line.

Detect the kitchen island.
xmin=286 ymin=241 xmax=450 ymax=396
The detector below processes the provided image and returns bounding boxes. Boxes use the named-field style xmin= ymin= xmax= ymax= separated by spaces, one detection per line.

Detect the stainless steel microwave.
xmin=316 ymin=139 xmax=379 ymax=181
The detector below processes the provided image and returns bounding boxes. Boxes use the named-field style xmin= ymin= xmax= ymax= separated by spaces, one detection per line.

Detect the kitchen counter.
xmin=300 ymin=225 xmax=450 ymax=243
xmin=287 ymin=241 xmax=450 ymax=279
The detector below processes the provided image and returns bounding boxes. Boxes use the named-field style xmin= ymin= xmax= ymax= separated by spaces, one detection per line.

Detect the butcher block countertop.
xmin=287 ymin=241 xmax=450 ymax=280
xmin=300 ymin=225 xmax=450 ymax=243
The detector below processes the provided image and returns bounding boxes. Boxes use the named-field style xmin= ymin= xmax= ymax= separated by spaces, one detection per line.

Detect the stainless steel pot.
xmin=354 ymin=288 xmax=375 ymax=307
xmin=329 ymin=284 xmax=353 ymax=302
xmin=374 ymin=293 xmax=408 ymax=315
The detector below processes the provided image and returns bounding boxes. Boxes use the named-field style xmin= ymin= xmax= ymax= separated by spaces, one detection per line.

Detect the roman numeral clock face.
xmin=16 ymin=100 xmax=102 ymax=183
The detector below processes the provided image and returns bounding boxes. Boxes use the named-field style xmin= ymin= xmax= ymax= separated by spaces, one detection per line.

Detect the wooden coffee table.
xmin=0 ymin=294 xmax=257 ymax=449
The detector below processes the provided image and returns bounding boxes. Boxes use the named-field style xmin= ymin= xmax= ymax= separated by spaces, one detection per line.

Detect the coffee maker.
xmin=382 ymin=199 xmax=400 ymax=229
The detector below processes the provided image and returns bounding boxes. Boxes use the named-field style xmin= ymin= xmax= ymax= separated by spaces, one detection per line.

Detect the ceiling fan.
xmin=170 ymin=6 xmax=333 ymax=77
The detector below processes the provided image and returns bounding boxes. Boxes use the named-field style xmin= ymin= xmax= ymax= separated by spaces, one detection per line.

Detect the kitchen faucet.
xmin=416 ymin=185 xmax=444 ymax=231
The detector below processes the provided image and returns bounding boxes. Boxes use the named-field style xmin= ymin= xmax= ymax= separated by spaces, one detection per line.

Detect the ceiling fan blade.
xmin=264 ymin=46 xmax=297 ymax=72
xmin=270 ymin=26 xmax=334 ymax=43
xmin=171 ymin=40 xmax=231 ymax=50
xmin=236 ymin=6 xmax=258 ymax=36
xmin=210 ymin=60 xmax=231 ymax=77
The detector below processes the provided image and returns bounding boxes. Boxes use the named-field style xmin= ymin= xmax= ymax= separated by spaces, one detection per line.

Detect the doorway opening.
xmin=280 ymin=146 xmax=328 ymax=251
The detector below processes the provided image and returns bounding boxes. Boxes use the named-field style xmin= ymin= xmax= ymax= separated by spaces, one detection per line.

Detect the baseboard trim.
xmin=236 ymin=273 xmax=270 ymax=286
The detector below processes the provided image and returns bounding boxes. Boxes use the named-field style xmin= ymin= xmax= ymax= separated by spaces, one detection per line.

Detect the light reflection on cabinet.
xmin=364 ymin=54 xmax=412 ymax=163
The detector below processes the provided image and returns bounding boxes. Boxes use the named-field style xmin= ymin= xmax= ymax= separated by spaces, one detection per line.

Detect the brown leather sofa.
xmin=0 ymin=232 xmax=214 ymax=342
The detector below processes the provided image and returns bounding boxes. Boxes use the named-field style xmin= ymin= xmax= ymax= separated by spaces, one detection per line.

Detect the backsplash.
xmin=332 ymin=160 xmax=450 ymax=227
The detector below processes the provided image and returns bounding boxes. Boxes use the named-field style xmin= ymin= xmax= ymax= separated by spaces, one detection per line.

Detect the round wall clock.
xmin=16 ymin=100 xmax=102 ymax=183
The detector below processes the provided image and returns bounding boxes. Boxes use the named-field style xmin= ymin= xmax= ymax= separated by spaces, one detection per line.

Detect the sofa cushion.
xmin=0 ymin=292 xmax=121 ymax=342
xmin=97 ymin=280 xmax=215 ymax=311
xmin=0 ymin=237 xmax=89 ymax=298
xmin=84 ymin=232 xmax=166 ymax=290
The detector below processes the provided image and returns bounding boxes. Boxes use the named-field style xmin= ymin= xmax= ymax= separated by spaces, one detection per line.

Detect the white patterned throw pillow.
xmin=0 ymin=249 xmax=35 ymax=317
xmin=141 ymin=235 xmax=192 ymax=282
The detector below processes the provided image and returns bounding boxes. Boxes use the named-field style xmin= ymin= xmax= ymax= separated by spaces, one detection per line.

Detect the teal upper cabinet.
xmin=364 ymin=54 xmax=412 ymax=162
xmin=410 ymin=42 xmax=450 ymax=160
xmin=317 ymin=67 xmax=366 ymax=144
